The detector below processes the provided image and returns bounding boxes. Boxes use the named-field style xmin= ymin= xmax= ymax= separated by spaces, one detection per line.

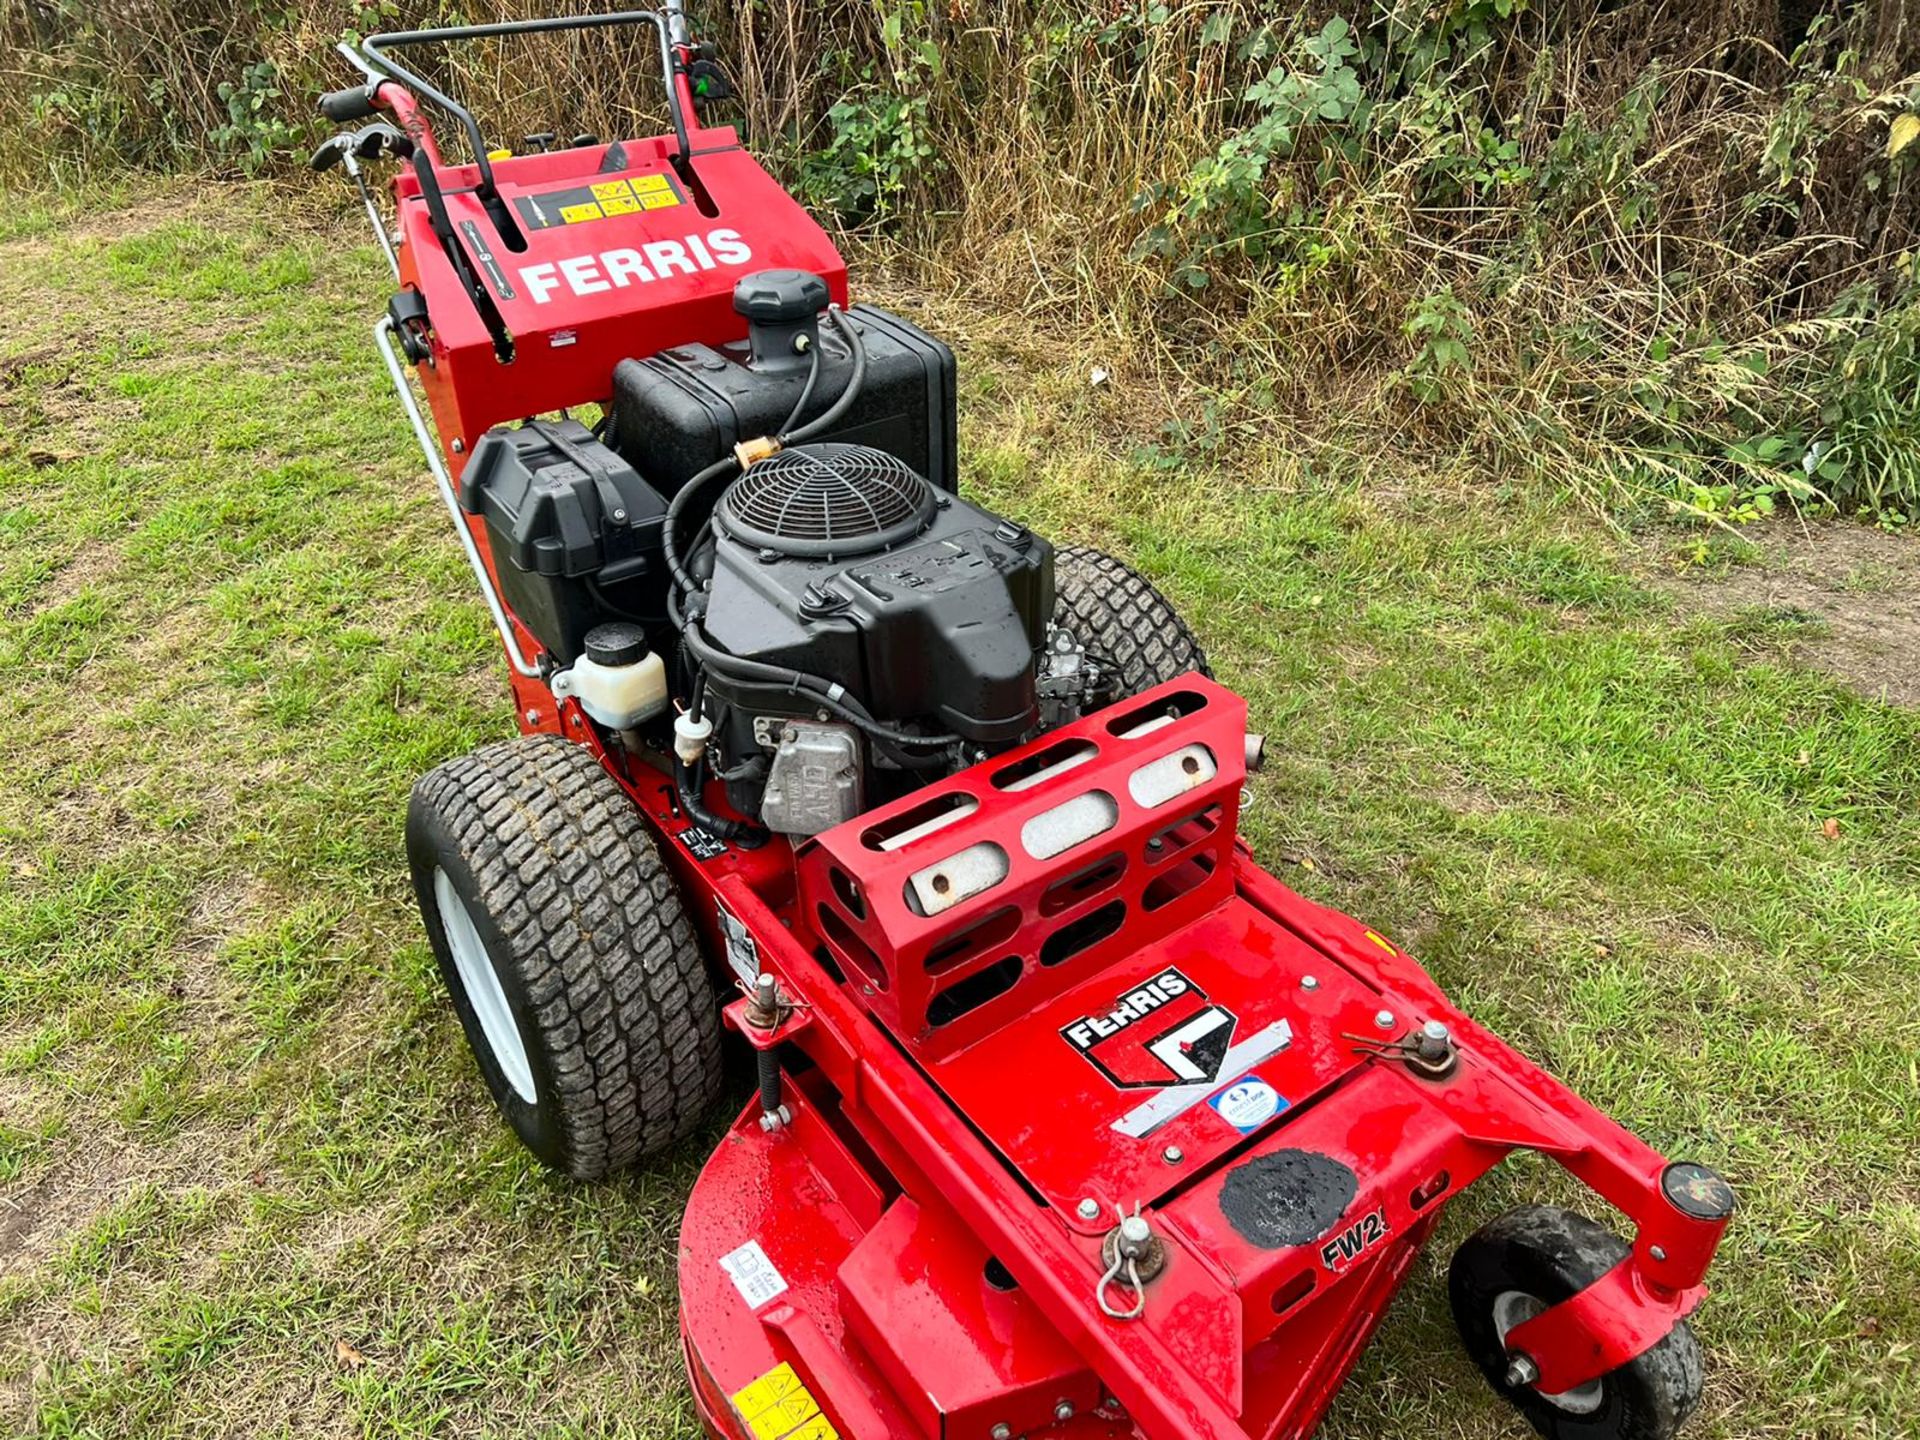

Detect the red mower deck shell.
xmin=360 ymin=44 xmax=1731 ymax=1440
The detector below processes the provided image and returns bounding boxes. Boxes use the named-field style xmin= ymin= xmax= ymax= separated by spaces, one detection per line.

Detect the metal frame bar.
xmin=374 ymin=317 xmax=541 ymax=679
xmin=352 ymin=10 xmax=686 ymax=198
xmin=343 ymin=152 xmax=400 ymax=280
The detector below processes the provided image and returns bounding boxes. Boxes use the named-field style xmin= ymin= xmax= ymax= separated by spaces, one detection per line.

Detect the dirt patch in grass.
xmin=1651 ymin=521 xmax=1920 ymax=705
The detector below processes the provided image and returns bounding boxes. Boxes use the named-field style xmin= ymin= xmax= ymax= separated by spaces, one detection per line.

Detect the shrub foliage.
xmin=5 ymin=0 xmax=1915 ymax=520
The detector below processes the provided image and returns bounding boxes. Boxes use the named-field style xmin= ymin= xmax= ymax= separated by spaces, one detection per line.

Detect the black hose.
xmin=775 ymin=335 xmax=822 ymax=439
xmin=705 ymin=671 xmax=954 ymax=771
xmin=781 ymin=307 xmax=865 ymax=445
xmin=662 ymin=306 xmax=872 ymax=602
xmin=675 ymin=753 xmax=768 ymax=848
xmin=678 ymin=620 xmax=960 ymax=752
xmin=661 ymin=454 xmax=739 ymax=599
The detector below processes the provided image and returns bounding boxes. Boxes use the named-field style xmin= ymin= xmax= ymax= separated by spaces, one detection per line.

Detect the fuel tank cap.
xmin=733 ymin=270 xmax=829 ymax=372
xmin=733 ymin=268 xmax=830 ymax=323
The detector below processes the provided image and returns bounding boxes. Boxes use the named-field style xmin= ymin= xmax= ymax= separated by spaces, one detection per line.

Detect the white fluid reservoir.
xmin=563 ymin=623 xmax=669 ymax=730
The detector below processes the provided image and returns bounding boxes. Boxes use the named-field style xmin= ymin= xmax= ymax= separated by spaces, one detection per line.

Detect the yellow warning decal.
xmin=731 ymin=1363 xmax=838 ymax=1440
xmin=515 ymin=172 xmax=685 ymax=229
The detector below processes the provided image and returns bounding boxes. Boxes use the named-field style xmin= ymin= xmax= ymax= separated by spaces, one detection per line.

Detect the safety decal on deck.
xmin=513 ymin=172 xmax=685 ymax=230
xmin=1060 ymin=966 xmax=1237 ymax=1090
xmin=1110 ymin=1020 xmax=1294 ymax=1138
xmin=1209 ymin=1073 xmax=1289 ymax=1134
xmin=718 ymin=1238 xmax=789 ymax=1311
xmin=730 ymin=1361 xmax=839 ymax=1440
xmin=716 ymin=899 xmax=760 ymax=989
xmin=677 ymin=824 xmax=730 ymax=861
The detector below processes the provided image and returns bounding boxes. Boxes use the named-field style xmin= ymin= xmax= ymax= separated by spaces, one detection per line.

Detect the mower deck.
xmin=662 ymin=678 xmax=1729 ymax=1440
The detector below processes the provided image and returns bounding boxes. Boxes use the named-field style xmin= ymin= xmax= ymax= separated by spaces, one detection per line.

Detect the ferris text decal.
xmin=1061 ymin=966 xmax=1237 ymax=1090
xmin=1319 ymin=1208 xmax=1388 ymax=1271
xmin=516 ymin=227 xmax=753 ymax=304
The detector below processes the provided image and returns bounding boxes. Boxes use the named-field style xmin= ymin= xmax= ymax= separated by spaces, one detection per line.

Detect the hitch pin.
xmin=1342 ymin=1019 xmax=1459 ymax=1076
xmin=1095 ymin=1203 xmax=1156 ymax=1322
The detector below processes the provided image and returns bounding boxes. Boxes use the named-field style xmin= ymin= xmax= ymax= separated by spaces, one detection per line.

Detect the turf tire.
xmin=1051 ymin=545 xmax=1210 ymax=698
xmin=1449 ymin=1205 xmax=1704 ymax=1440
xmin=406 ymin=734 xmax=722 ymax=1180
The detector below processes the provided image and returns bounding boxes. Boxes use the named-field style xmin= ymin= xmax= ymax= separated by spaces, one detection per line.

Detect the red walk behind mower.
xmin=316 ymin=10 xmax=1735 ymax=1438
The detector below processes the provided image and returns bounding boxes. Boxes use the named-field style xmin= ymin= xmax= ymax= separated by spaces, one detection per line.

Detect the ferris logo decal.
xmin=1319 ymin=1209 xmax=1388 ymax=1271
xmin=1061 ymin=967 xmax=1237 ymax=1090
xmin=516 ymin=228 xmax=753 ymax=304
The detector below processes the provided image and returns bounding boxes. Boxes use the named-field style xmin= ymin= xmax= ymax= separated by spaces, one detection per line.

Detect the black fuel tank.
xmin=605 ymin=303 xmax=957 ymax=496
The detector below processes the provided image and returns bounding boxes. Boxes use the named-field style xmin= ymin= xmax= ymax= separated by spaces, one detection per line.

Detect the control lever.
xmin=309 ymin=134 xmax=352 ymax=172
xmin=352 ymin=122 xmax=413 ymax=162
xmin=311 ymin=126 xmax=403 ymax=280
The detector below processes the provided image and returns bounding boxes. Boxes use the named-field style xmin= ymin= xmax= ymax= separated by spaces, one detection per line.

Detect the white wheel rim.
xmin=1493 ymin=1289 xmax=1605 ymax=1414
xmin=434 ymin=867 xmax=537 ymax=1104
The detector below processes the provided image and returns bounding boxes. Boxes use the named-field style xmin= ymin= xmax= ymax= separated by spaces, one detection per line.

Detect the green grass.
xmin=1 ymin=183 xmax=1916 ymax=1439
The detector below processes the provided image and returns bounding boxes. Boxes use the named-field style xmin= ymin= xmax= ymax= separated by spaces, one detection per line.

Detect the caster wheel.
xmin=1449 ymin=1205 xmax=1703 ymax=1439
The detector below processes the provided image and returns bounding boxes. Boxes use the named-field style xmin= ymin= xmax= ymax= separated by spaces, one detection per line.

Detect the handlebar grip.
xmin=319 ymin=85 xmax=378 ymax=122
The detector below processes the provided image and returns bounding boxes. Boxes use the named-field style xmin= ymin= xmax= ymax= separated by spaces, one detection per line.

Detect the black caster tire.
xmin=1051 ymin=545 xmax=1210 ymax=698
xmin=1449 ymin=1205 xmax=1704 ymax=1440
xmin=406 ymin=733 xmax=723 ymax=1180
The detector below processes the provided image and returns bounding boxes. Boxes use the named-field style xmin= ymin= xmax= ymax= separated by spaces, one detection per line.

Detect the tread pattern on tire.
xmin=414 ymin=734 xmax=720 ymax=1178
xmin=1051 ymin=544 xmax=1211 ymax=696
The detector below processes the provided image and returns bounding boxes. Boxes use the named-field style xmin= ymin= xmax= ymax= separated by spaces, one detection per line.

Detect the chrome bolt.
xmin=451 ymin=438 xmax=465 ymax=454
xmin=1505 ymin=1353 xmax=1540 ymax=1389
xmin=524 ymin=708 xmax=540 ymax=725
xmin=1054 ymin=1400 xmax=1075 ymax=1422
xmin=1163 ymin=1145 xmax=1184 ymax=1164
xmin=1077 ymin=1197 xmax=1101 ymax=1221
xmin=1301 ymin=975 xmax=1320 ymax=991
xmin=990 ymin=1427 xmax=1011 ymax=1440
xmin=1422 ymin=1019 xmax=1450 ymax=1043
xmin=1118 ymin=1215 xmax=1152 ymax=1249
xmin=1650 ymin=1245 xmax=1668 ymax=1262
xmin=1374 ymin=1009 xmax=1396 ymax=1030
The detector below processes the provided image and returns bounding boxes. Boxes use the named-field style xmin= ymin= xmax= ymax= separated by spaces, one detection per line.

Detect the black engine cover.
xmin=701 ymin=447 xmax=1052 ymax=746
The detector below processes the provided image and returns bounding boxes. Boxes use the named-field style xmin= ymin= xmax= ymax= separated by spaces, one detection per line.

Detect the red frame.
xmin=351 ymin=29 xmax=1730 ymax=1440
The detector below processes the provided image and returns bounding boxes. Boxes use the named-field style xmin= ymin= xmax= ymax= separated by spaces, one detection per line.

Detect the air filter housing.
xmin=717 ymin=443 xmax=936 ymax=559
xmin=702 ymin=451 xmax=1054 ymax=751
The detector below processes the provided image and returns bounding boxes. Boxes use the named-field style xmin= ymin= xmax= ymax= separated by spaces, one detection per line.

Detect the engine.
xmin=697 ymin=443 xmax=1084 ymax=833
xmin=459 ymin=268 xmax=1112 ymax=841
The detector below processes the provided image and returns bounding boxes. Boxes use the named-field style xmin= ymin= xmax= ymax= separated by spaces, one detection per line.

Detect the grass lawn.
xmin=1 ymin=184 xmax=1916 ymax=1439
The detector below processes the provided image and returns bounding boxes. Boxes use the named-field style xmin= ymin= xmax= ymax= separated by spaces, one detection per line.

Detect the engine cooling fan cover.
xmin=716 ymin=443 xmax=937 ymax=558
